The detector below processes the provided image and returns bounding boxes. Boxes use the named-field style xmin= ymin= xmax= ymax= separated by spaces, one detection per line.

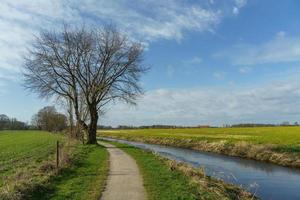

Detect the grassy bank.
xmin=106 ymin=140 xmax=256 ymax=200
xmin=99 ymin=127 xmax=300 ymax=168
xmin=28 ymin=145 xmax=109 ymax=200
xmin=0 ymin=131 xmax=109 ymax=200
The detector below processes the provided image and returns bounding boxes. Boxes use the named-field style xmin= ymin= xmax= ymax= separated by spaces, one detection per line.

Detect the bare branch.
xmin=23 ymin=25 xmax=148 ymax=144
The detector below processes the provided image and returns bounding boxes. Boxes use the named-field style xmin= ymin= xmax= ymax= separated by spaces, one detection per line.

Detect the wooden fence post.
xmin=56 ymin=140 xmax=59 ymax=170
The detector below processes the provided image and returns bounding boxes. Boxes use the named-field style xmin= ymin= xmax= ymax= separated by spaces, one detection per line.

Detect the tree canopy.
xmin=32 ymin=106 xmax=67 ymax=132
xmin=23 ymin=25 xmax=147 ymax=144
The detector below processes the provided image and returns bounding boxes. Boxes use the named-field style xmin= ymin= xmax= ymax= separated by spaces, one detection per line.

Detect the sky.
xmin=1 ymin=0 xmax=300 ymax=126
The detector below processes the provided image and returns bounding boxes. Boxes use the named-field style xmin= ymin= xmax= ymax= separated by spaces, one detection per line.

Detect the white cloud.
xmin=101 ymin=79 xmax=300 ymax=126
xmin=233 ymin=0 xmax=247 ymax=15
xmin=79 ymin=0 xmax=222 ymax=42
xmin=276 ymin=31 xmax=286 ymax=38
xmin=166 ymin=65 xmax=175 ymax=78
xmin=0 ymin=68 xmax=19 ymax=96
xmin=166 ymin=56 xmax=203 ymax=77
xmin=184 ymin=56 xmax=203 ymax=65
xmin=0 ymin=82 xmax=5 ymax=96
xmin=213 ymin=71 xmax=226 ymax=79
xmin=235 ymin=0 xmax=247 ymax=8
xmin=233 ymin=7 xmax=239 ymax=15
xmin=239 ymin=66 xmax=251 ymax=74
xmin=0 ymin=0 xmax=247 ymax=76
xmin=215 ymin=32 xmax=300 ymax=65
xmin=0 ymin=0 xmax=248 ymax=99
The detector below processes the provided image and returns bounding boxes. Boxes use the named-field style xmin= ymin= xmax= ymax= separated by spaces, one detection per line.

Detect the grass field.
xmin=107 ymin=140 xmax=255 ymax=200
xmin=0 ymin=131 xmax=65 ymax=187
xmin=0 ymin=131 xmax=109 ymax=200
xmin=100 ymin=127 xmax=300 ymax=167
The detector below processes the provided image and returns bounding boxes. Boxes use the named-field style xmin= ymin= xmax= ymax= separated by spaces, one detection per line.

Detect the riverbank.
xmin=106 ymin=140 xmax=257 ymax=200
xmin=99 ymin=127 xmax=300 ymax=168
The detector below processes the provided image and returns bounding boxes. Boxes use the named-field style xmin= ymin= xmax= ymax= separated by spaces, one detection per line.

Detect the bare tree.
xmin=23 ymin=25 xmax=147 ymax=144
xmin=63 ymin=92 xmax=89 ymax=143
xmin=33 ymin=106 xmax=67 ymax=132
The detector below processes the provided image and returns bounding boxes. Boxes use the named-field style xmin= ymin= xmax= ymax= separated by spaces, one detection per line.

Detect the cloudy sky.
xmin=1 ymin=0 xmax=300 ymax=126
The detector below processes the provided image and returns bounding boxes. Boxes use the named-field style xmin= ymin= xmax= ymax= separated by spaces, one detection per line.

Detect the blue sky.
xmin=1 ymin=0 xmax=300 ymax=126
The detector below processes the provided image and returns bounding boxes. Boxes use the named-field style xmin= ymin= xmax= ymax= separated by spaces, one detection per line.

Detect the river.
xmin=102 ymin=137 xmax=300 ymax=200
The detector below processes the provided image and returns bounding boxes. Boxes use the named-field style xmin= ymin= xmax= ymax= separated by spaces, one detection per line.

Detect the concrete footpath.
xmin=99 ymin=142 xmax=146 ymax=200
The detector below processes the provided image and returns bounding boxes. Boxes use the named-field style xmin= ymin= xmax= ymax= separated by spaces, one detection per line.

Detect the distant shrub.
xmin=32 ymin=106 xmax=67 ymax=132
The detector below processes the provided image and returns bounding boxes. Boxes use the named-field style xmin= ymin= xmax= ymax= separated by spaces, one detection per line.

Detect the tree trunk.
xmin=73 ymin=96 xmax=88 ymax=132
xmin=68 ymin=97 xmax=75 ymax=138
xmin=87 ymin=104 xmax=98 ymax=144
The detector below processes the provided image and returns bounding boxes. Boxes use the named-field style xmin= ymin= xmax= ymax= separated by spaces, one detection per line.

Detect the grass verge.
xmin=27 ymin=144 xmax=109 ymax=200
xmin=106 ymin=140 xmax=256 ymax=200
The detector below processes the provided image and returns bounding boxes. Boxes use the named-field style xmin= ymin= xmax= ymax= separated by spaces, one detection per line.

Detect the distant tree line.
xmin=0 ymin=114 xmax=28 ymax=130
xmin=98 ymin=124 xmax=213 ymax=130
xmin=229 ymin=122 xmax=299 ymax=127
xmin=0 ymin=106 xmax=68 ymax=132
xmin=230 ymin=123 xmax=276 ymax=127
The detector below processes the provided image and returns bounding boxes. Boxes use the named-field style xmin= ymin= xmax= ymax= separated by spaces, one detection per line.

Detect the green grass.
xmin=100 ymin=127 xmax=300 ymax=153
xmin=28 ymin=145 xmax=109 ymax=200
xmin=0 ymin=130 xmax=65 ymax=187
xmin=0 ymin=130 xmax=109 ymax=200
xmin=107 ymin=141 xmax=253 ymax=200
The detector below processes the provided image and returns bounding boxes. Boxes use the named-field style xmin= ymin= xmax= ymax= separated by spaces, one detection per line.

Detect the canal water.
xmin=102 ymin=137 xmax=300 ymax=200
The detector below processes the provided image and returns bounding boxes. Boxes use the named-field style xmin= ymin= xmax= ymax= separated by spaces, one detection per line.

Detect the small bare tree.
xmin=23 ymin=25 xmax=147 ymax=144
xmin=33 ymin=106 xmax=67 ymax=132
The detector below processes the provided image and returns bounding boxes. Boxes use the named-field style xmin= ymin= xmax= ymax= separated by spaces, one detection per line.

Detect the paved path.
xmin=99 ymin=142 xmax=146 ymax=200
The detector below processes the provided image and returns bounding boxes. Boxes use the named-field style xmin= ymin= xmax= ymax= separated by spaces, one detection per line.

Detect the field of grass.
xmin=107 ymin=140 xmax=255 ymax=200
xmin=0 ymin=131 xmax=65 ymax=187
xmin=99 ymin=127 xmax=300 ymax=167
xmin=0 ymin=130 xmax=109 ymax=200
xmin=100 ymin=127 xmax=300 ymax=147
